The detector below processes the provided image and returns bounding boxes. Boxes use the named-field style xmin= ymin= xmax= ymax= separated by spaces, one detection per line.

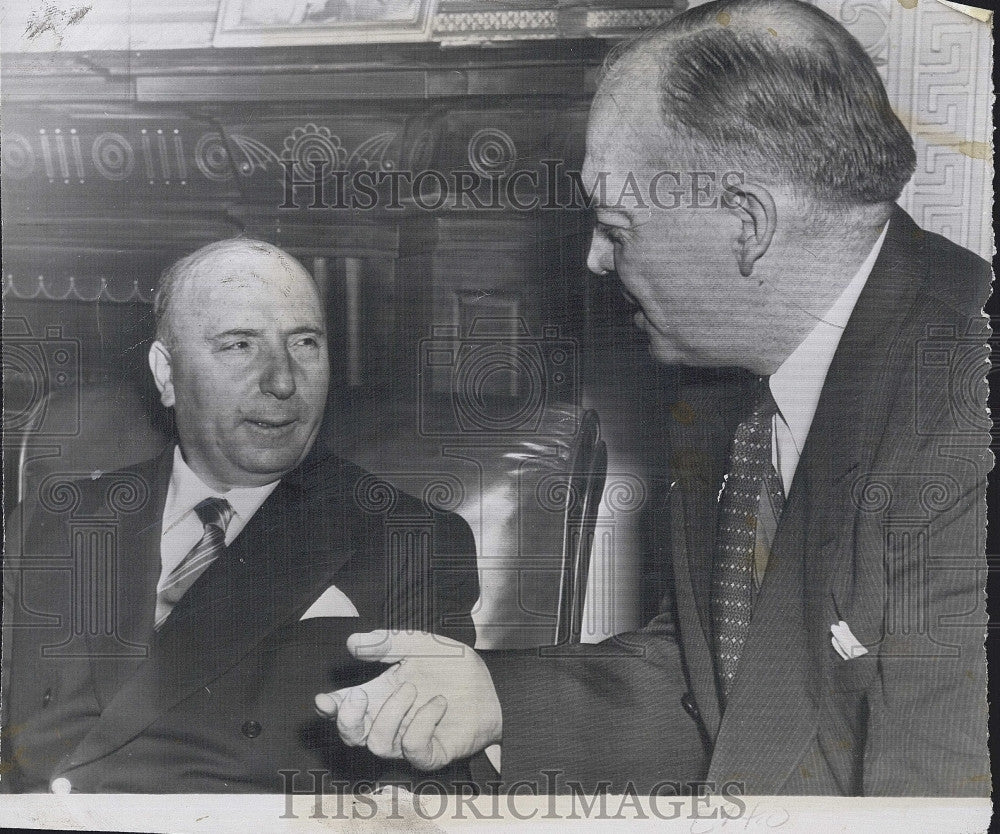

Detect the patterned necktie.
xmin=155 ymin=497 xmax=234 ymax=630
xmin=712 ymin=378 xmax=785 ymax=702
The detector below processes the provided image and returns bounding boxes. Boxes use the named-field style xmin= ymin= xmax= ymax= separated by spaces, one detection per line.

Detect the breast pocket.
xmin=266 ymin=618 xmax=385 ymax=690
xmin=828 ymin=567 xmax=883 ymax=694
xmin=830 ymin=652 xmax=878 ymax=693
xmin=274 ymin=617 xmax=359 ymax=646
xmin=826 ymin=609 xmax=881 ymax=694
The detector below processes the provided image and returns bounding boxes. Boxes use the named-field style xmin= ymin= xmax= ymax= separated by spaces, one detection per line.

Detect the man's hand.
xmin=315 ymin=630 xmax=502 ymax=770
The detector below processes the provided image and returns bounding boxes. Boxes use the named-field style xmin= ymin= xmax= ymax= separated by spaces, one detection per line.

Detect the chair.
xmin=13 ymin=381 xmax=171 ymax=516
xmin=555 ymin=409 xmax=607 ymax=646
xmin=321 ymin=390 xmax=612 ymax=648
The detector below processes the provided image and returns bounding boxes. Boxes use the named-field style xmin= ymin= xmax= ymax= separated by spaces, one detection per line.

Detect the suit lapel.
xmin=666 ymin=491 xmax=721 ymax=737
xmin=666 ymin=369 xmax=755 ymax=738
xmin=61 ymin=452 xmax=359 ymax=774
xmin=803 ymin=208 xmax=922 ymax=608
xmin=708 ymin=209 xmax=922 ymax=793
xmin=707 ymin=475 xmax=817 ymax=792
xmin=84 ymin=448 xmax=171 ymax=708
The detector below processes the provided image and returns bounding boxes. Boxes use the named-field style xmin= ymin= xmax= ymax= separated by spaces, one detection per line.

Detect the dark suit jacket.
xmin=2 ymin=446 xmax=479 ymax=792
xmin=484 ymin=207 xmax=991 ymax=796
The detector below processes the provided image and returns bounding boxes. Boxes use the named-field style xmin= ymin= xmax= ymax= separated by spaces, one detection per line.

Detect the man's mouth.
xmin=618 ymin=286 xmax=646 ymax=328
xmin=245 ymin=417 xmax=298 ymax=430
xmin=617 ymin=284 xmax=637 ymax=305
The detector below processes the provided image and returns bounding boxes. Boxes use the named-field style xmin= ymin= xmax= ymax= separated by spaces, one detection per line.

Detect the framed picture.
xmin=214 ymin=0 xmax=439 ymax=46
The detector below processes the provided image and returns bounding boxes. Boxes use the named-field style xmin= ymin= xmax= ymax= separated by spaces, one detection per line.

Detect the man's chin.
xmin=231 ymin=439 xmax=313 ymax=484
xmin=646 ymin=339 xmax=694 ymax=367
xmin=647 ymin=345 xmax=740 ymax=376
xmin=235 ymin=464 xmax=300 ymax=488
xmin=646 ymin=342 xmax=768 ymax=376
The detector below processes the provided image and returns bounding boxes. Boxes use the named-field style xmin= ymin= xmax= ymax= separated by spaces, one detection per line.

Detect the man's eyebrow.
xmin=209 ymin=325 xmax=326 ymax=339
xmin=286 ymin=325 xmax=326 ymax=336
xmin=209 ymin=328 xmax=262 ymax=340
xmin=595 ymin=208 xmax=634 ymax=225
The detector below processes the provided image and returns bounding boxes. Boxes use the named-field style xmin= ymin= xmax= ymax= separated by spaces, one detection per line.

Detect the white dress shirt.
xmin=769 ymin=222 xmax=888 ymax=495
xmin=157 ymin=446 xmax=279 ymax=596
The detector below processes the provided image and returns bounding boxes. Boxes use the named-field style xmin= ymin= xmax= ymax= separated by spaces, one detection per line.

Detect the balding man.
xmin=1 ymin=238 xmax=478 ymax=793
xmin=316 ymin=0 xmax=990 ymax=796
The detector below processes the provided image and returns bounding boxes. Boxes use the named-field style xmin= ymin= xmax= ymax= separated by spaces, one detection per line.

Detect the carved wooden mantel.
xmin=2 ymin=37 xmax=609 ymax=290
xmin=2 ymin=29 xmax=633 ymax=408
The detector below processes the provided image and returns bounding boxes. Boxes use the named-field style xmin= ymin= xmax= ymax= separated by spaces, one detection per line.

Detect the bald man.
xmin=1 ymin=239 xmax=478 ymax=793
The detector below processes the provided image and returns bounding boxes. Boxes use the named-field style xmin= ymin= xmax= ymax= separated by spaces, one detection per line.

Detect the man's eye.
xmin=294 ymin=336 xmax=320 ymax=349
xmin=597 ymin=224 xmax=626 ymax=245
xmin=222 ymin=340 xmax=251 ymax=351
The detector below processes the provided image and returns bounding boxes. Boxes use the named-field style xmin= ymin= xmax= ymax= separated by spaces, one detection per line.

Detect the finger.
xmin=362 ymin=664 xmax=406 ymax=710
xmin=347 ymin=630 xmax=465 ymax=664
xmin=401 ymin=695 xmax=448 ymax=770
xmin=336 ymin=687 xmax=370 ymax=746
xmin=323 ymin=666 xmax=405 ymax=742
xmin=367 ymin=682 xmax=417 ymax=759
xmin=395 ymin=708 xmax=416 ymax=744
xmin=314 ymin=690 xmax=344 ymax=717
xmin=346 ymin=630 xmax=394 ymax=662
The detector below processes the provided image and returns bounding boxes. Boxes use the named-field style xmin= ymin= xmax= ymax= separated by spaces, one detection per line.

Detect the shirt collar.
xmin=162 ymin=445 xmax=280 ymax=533
xmin=770 ymin=221 xmax=889 ymax=454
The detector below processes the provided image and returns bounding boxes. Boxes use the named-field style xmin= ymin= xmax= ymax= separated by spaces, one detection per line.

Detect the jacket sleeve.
xmin=481 ymin=610 xmax=708 ymax=794
xmin=477 ymin=467 xmax=707 ymax=794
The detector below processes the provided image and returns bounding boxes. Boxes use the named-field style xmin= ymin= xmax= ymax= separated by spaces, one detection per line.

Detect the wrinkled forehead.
xmin=583 ymin=78 xmax=663 ymax=172
xmin=171 ymin=246 xmax=322 ymax=328
xmin=581 ymin=81 xmax=681 ymax=210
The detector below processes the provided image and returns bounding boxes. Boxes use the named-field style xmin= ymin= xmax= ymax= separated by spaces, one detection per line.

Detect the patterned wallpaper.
xmin=697 ymin=0 xmax=993 ymax=259
xmin=820 ymin=0 xmax=992 ymax=260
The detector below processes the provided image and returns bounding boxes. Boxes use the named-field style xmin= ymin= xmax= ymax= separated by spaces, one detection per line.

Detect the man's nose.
xmin=259 ymin=348 xmax=296 ymax=400
xmin=586 ymin=230 xmax=614 ymax=275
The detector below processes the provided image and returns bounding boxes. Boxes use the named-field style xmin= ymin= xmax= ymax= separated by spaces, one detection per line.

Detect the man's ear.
xmin=148 ymin=340 xmax=176 ymax=408
xmin=728 ymin=184 xmax=777 ymax=277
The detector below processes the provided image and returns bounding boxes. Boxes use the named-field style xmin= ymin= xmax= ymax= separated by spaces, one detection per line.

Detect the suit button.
xmin=42 ymin=688 xmax=52 ymax=707
xmin=241 ymin=720 xmax=262 ymax=738
xmin=680 ymin=692 xmax=700 ymax=720
xmin=50 ymin=777 xmax=72 ymax=794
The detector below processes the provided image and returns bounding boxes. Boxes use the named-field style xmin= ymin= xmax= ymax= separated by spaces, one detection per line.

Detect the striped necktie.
xmin=712 ymin=378 xmax=785 ymax=702
xmin=155 ymin=497 xmax=234 ymax=630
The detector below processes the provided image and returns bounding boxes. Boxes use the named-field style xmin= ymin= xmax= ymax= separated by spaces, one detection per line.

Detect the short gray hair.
xmin=599 ymin=0 xmax=916 ymax=208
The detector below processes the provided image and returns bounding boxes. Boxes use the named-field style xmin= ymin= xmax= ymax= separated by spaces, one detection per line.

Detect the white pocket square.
xmin=830 ymin=620 xmax=868 ymax=660
xmin=299 ymin=585 xmax=360 ymax=619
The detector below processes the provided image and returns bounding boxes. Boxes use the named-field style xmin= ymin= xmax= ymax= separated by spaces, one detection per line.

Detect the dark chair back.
xmin=15 ymin=382 xmax=170 ymax=513
xmin=555 ymin=409 xmax=608 ymax=646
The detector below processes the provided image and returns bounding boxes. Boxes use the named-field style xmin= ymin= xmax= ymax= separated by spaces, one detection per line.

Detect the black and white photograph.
xmin=0 ymin=0 xmax=993 ymax=830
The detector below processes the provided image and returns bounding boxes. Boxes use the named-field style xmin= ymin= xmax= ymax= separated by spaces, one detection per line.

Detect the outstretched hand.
xmin=315 ymin=630 xmax=502 ymax=771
